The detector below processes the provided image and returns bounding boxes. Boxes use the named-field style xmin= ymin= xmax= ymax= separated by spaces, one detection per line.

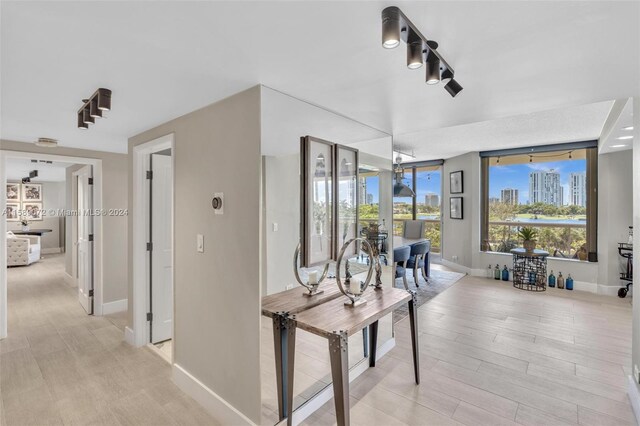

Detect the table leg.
xmin=329 ymin=331 xmax=350 ymax=426
xmin=362 ymin=327 xmax=368 ymax=358
xmin=369 ymin=320 xmax=378 ymax=367
xmin=408 ymin=292 xmax=420 ymax=384
xmin=285 ymin=316 xmax=297 ymax=426
xmin=271 ymin=314 xmax=286 ymax=421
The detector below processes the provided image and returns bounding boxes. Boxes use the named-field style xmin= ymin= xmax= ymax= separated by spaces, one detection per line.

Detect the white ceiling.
xmin=5 ymin=158 xmax=75 ymax=182
xmin=599 ymin=98 xmax=634 ymax=155
xmin=1 ymin=2 xmax=638 ymax=156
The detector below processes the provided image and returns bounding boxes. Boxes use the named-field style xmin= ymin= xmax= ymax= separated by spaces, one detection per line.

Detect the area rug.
xmin=392 ymin=267 xmax=466 ymax=324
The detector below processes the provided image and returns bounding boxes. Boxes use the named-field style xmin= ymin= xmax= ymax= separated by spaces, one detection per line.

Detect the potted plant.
xmin=518 ymin=226 xmax=538 ymax=252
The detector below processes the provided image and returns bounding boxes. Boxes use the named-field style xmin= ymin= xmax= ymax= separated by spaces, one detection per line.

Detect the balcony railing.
xmin=487 ymin=220 xmax=586 ymax=259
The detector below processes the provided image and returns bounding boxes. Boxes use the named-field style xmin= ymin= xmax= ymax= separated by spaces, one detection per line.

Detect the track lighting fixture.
xmin=382 ymin=6 xmax=462 ymax=97
xmin=77 ymin=88 xmax=111 ymax=129
xmin=35 ymin=138 xmax=58 ymax=148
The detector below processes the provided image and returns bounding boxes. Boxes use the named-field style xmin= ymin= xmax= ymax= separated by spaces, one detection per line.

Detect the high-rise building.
xmin=366 ymin=193 xmax=374 ymax=205
xmin=500 ymin=188 xmax=519 ymax=205
xmin=569 ymin=172 xmax=586 ymax=207
xmin=358 ymin=178 xmax=367 ymax=205
xmin=424 ymin=193 xmax=440 ymax=207
xmin=529 ymin=170 xmax=562 ymax=206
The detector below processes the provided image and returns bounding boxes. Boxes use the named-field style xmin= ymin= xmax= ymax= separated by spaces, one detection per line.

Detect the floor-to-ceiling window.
xmin=480 ymin=142 xmax=598 ymax=260
xmin=392 ymin=162 xmax=443 ymax=254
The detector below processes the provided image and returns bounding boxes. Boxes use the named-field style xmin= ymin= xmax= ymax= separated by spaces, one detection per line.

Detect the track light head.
xmin=77 ymin=112 xmax=88 ymax=129
xmin=97 ymin=88 xmax=112 ymax=111
xmin=89 ymin=98 xmax=103 ymax=118
xmin=426 ymin=56 xmax=441 ymax=85
xmin=82 ymin=108 xmax=94 ymax=125
xmin=407 ymin=41 xmax=424 ymax=69
xmin=441 ymin=68 xmax=453 ymax=82
xmin=444 ymin=78 xmax=463 ymax=97
xmin=381 ymin=7 xmax=401 ymax=49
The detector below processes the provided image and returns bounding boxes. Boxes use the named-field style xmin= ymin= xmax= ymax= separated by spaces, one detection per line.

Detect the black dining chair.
xmin=406 ymin=241 xmax=430 ymax=287
xmin=393 ymin=246 xmax=411 ymax=290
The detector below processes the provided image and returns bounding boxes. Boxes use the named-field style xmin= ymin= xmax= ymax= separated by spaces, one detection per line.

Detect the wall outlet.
xmin=285 ymin=283 xmax=294 ymax=290
xmin=196 ymin=234 xmax=204 ymax=253
xmin=273 ymin=223 xmax=278 ymax=232
xmin=634 ymin=364 xmax=639 ymax=383
xmin=452 ymin=255 xmax=458 ymax=263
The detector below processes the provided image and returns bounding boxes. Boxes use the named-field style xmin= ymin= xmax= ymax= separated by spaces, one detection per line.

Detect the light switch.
xmin=197 ymin=234 xmax=204 ymax=253
xmin=273 ymin=223 xmax=278 ymax=232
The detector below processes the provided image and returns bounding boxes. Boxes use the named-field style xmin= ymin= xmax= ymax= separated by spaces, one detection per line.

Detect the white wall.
xmin=440 ymin=148 xmax=633 ymax=295
xmin=629 ymin=97 xmax=640 ymax=393
xmin=128 ymin=86 xmax=262 ymax=424
xmin=7 ymin=181 xmax=65 ymax=251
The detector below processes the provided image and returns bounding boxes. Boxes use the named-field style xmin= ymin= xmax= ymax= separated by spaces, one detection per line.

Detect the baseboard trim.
xmin=124 ymin=326 xmax=135 ymax=346
xmin=41 ymin=248 xmax=62 ymax=254
xmin=628 ymin=375 xmax=640 ymax=425
xmin=173 ymin=363 xmax=255 ymax=426
xmin=440 ymin=259 xmax=471 ymax=275
xmin=287 ymin=337 xmax=396 ymax=426
xmin=63 ymin=272 xmax=76 ymax=287
xmin=102 ymin=299 xmax=127 ymax=315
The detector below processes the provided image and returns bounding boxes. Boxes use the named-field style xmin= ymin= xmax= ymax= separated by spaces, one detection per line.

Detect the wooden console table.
xmin=261 ymin=279 xmax=342 ymax=421
xmin=288 ymin=287 xmax=419 ymax=426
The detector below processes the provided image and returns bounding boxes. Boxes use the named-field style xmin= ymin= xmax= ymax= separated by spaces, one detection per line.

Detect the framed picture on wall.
xmin=23 ymin=203 xmax=43 ymax=221
xmin=6 ymin=183 xmax=20 ymax=201
xmin=5 ymin=203 xmax=20 ymax=221
xmin=22 ymin=183 xmax=42 ymax=202
xmin=301 ymin=136 xmax=335 ymax=267
xmin=450 ymin=197 xmax=463 ymax=220
xmin=450 ymin=170 xmax=463 ymax=194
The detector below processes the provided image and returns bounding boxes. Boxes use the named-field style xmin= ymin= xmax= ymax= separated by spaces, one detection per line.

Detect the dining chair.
xmin=406 ymin=241 xmax=430 ymax=286
xmin=393 ymin=246 xmax=411 ymax=290
xmin=403 ymin=220 xmax=426 ymax=239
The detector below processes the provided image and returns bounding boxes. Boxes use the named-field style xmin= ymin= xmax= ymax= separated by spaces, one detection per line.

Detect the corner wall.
xmin=128 ymin=86 xmax=262 ymax=424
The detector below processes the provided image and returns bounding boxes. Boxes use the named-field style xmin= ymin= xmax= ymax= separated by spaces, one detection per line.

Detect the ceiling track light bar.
xmin=77 ymin=88 xmax=111 ymax=129
xmin=382 ymin=6 xmax=462 ymax=97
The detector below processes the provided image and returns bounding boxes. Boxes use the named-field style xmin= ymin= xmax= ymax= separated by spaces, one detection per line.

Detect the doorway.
xmin=131 ymin=134 xmax=174 ymax=360
xmin=0 ymin=150 xmax=104 ymax=339
xmin=74 ymin=165 xmax=95 ymax=314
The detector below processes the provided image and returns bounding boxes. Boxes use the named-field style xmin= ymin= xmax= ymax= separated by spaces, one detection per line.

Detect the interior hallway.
xmin=0 ymin=255 xmax=217 ymax=426
xmin=302 ymin=275 xmax=635 ymax=426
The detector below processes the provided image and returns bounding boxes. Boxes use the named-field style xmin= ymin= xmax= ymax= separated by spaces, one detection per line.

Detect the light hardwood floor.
xmin=0 ymin=255 xmax=218 ymax=426
xmin=301 ymin=275 xmax=636 ymax=426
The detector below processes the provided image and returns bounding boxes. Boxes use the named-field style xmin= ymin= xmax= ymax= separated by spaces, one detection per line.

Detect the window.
xmin=480 ymin=142 xmax=598 ymax=260
xmin=358 ymin=165 xmax=380 ymax=230
xmin=392 ymin=162 xmax=443 ymax=253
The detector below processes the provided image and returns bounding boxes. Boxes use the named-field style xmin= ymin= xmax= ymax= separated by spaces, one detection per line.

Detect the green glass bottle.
xmin=494 ymin=264 xmax=500 ymax=280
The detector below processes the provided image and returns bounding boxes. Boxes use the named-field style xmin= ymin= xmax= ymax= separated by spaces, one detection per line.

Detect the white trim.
xmin=286 ymin=338 xmax=396 ymax=426
xmin=41 ymin=248 xmax=62 ymax=254
xmin=63 ymin=272 xmax=76 ymax=287
xmin=102 ymin=299 xmax=128 ymax=315
xmin=0 ymin=150 xmax=104 ymax=339
xmin=124 ymin=326 xmax=135 ymax=346
xmin=132 ymin=134 xmax=175 ymax=347
xmin=173 ymin=363 xmax=255 ymax=426
xmin=628 ymin=375 xmax=640 ymax=425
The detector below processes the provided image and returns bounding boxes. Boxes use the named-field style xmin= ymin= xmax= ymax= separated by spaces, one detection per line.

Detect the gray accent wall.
xmin=128 ymin=86 xmax=262 ymax=423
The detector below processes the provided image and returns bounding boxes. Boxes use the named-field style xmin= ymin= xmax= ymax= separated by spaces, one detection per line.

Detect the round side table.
xmin=510 ymin=248 xmax=549 ymax=291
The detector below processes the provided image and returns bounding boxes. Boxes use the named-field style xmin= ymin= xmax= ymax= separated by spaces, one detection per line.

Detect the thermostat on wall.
xmin=212 ymin=193 xmax=224 ymax=215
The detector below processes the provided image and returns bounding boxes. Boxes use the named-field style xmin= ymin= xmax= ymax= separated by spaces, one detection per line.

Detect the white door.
xmin=76 ymin=166 xmax=93 ymax=314
xmin=150 ymin=153 xmax=173 ymax=343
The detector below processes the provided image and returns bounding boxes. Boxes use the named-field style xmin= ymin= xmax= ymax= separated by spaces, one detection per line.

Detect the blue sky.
xmin=489 ymin=159 xmax=586 ymax=204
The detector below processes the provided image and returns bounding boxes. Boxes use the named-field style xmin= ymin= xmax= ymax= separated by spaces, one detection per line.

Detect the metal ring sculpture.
xmin=293 ymin=243 xmax=330 ymax=295
xmin=336 ymin=238 xmax=375 ymax=306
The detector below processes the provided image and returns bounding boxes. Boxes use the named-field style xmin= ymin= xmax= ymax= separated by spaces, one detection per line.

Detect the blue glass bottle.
xmin=548 ymin=270 xmax=556 ymax=288
xmin=502 ymin=265 xmax=509 ymax=281
xmin=566 ymin=274 xmax=574 ymax=290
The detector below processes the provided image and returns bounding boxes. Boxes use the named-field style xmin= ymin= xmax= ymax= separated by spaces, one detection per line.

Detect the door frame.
xmin=132 ymin=133 xmax=174 ymax=348
xmin=0 ymin=150 xmax=103 ymax=339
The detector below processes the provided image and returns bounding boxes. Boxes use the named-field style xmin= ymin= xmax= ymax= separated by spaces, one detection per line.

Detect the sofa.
xmin=6 ymin=232 xmax=41 ymax=266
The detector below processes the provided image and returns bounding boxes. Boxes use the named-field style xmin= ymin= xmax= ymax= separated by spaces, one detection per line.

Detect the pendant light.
xmin=393 ymin=156 xmax=415 ymax=197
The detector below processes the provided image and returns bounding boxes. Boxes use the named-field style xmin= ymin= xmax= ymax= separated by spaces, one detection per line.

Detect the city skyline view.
xmin=489 ymin=159 xmax=586 ymax=205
